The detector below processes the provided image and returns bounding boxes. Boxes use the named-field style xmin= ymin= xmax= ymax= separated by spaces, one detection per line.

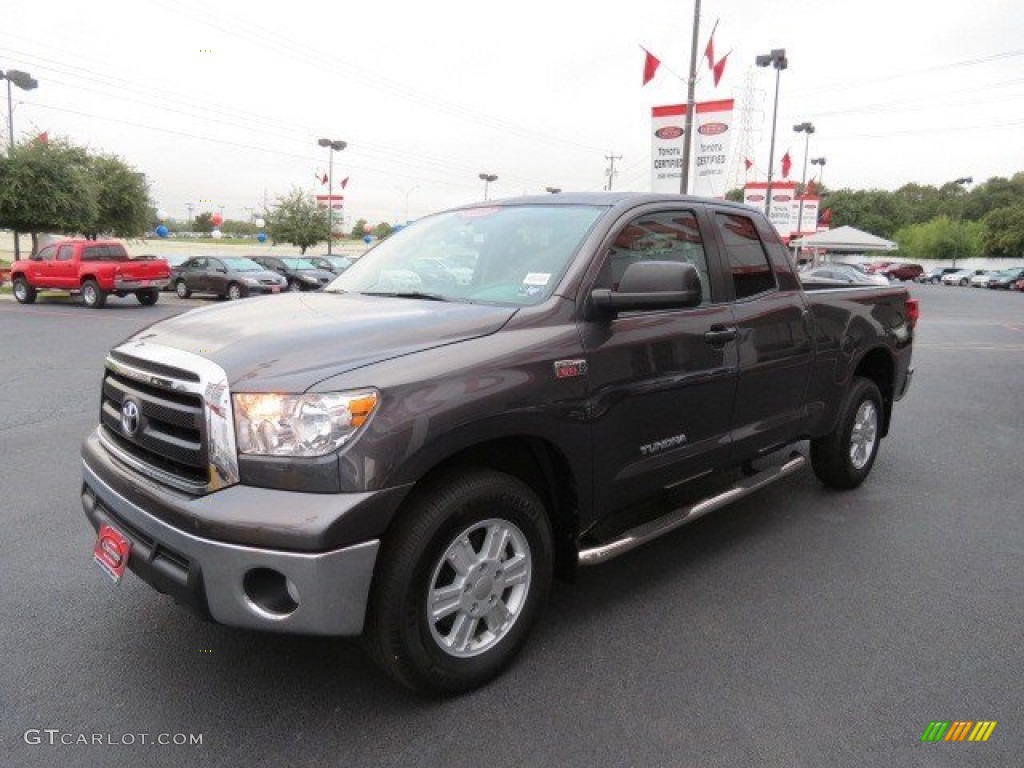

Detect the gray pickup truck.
xmin=81 ymin=193 xmax=915 ymax=694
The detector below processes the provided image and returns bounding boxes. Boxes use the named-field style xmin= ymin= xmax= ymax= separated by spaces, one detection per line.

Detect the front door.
xmin=579 ymin=206 xmax=736 ymax=518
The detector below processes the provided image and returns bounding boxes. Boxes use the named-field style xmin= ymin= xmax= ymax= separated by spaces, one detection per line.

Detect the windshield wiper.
xmin=363 ymin=291 xmax=450 ymax=302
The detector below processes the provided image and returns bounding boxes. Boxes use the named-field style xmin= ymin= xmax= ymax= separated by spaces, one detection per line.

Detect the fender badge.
xmin=554 ymin=359 xmax=588 ymax=379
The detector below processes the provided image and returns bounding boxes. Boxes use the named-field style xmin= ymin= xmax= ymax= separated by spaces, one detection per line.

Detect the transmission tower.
xmin=726 ymin=67 xmax=763 ymax=192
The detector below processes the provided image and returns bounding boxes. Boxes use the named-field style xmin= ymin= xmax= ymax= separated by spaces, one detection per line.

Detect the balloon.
xmin=155 ymin=225 xmax=169 ymax=237
xmin=362 ymin=235 xmax=373 ymax=244
xmin=211 ymin=213 xmax=224 ymax=227
xmin=256 ymin=232 xmax=267 ymax=243
xmin=363 ymin=222 xmax=373 ymax=233
xmin=156 ymin=209 xmax=168 ymax=222
xmin=254 ymin=217 xmax=265 ymax=228
xmin=211 ymin=229 xmax=223 ymax=239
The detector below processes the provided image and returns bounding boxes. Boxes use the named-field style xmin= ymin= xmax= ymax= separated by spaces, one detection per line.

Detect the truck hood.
xmin=129 ymin=292 xmax=517 ymax=391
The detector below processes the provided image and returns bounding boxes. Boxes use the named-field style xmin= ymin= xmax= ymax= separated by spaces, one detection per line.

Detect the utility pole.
xmin=604 ymin=153 xmax=622 ymax=191
xmin=680 ymin=0 xmax=701 ymax=194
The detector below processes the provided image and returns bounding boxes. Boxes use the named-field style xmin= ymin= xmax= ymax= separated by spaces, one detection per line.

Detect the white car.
xmin=802 ymin=265 xmax=890 ymax=286
xmin=941 ymin=269 xmax=975 ymax=286
xmin=969 ymin=271 xmax=999 ymax=288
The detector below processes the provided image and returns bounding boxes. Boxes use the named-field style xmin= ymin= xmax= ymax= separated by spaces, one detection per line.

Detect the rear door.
xmin=579 ymin=204 xmax=736 ymax=517
xmin=51 ymin=243 xmax=77 ymax=288
xmin=707 ymin=207 xmax=813 ymax=461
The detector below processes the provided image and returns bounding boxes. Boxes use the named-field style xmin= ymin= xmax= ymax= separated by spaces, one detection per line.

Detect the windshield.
xmin=221 ymin=257 xmax=263 ymax=272
xmin=282 ymin=258 xmax=317 ymax=270
xmin=327 ymin=204 xmax=605 ymax=305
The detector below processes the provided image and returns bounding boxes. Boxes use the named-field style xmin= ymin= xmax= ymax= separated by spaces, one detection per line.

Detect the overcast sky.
xmin=3 ymin=0 xmax=1022 ymax=226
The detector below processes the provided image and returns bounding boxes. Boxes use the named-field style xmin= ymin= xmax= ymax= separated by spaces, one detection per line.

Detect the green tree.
xmin=979 ymin=204 xmax=1024 ymax=258
xmin=724 ymin=188 xmax=744 ymax=202
xmin=266 ymin=188 xmax=329 ymax=254
xmin=220 ymin=219 xmax=258 ymax=237
xmin=0 ymin=137 xmax=96 ymax=253
xmin=372 ymin=222 xmax=393 ymax=240
xmin=194 ymin=212 xmax=214 ymax=234
xmin=85 ymin=153 xmax=150 ymax=238
xmin=350 ymin=218 xmax=369 ymax=240
xmin=893 ymin=216 xmax=981 ymax=260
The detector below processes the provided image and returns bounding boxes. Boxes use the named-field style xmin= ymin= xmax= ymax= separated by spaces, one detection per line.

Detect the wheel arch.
xmin=853 ymin=346 xmax=895 ymax=436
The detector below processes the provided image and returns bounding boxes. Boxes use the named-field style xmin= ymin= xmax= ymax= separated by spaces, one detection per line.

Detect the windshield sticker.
xmin=523 ymin=273 xmax=551 ymax=287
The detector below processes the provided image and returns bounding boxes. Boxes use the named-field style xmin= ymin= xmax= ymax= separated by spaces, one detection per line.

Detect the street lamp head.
xmin=755 ymin=54 xmax=772 ymax=67
xmin=330 ymin=140 xmax=347 ymax=151
xmin=756 ymin=49 xmax=787 ymax=70
xmin=317 ymin=138 xmax=331 ymax=147
xmin=811 ymin=157 xmax=826 ymax=166
xmin=545 ymin=187 xmax=561 ymax=194
xmin=2 ymin=69 xmax=38 ymax=91
xmin=479 ymin=173 xmax=498 ymax=182
xmin=954 ymin=176 xmax=973 ymax=185
xmin=794 ymin=122 xmax=815 ymax=134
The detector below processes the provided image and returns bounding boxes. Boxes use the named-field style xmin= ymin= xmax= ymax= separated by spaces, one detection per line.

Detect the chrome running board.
xmin=577 ymin=452 xmax=807 ymax=566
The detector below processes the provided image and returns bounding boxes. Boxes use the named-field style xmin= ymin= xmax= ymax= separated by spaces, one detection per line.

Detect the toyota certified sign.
xmin=697 ymin=122 xmax=728 ymax=136
xmin=655 ymin=126 xmax=684 ymax=140
xmin=747 ymin=194 xmax=765 ymax=202
xmin=773 ymin=194 xmax=792 ymax=202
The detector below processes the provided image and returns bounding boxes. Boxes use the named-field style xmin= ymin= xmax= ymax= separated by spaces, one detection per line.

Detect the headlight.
xmin=233 ymin=390 xmax=378 ymax=457
xmin=243 ymin=277 xmax=261 ymax=285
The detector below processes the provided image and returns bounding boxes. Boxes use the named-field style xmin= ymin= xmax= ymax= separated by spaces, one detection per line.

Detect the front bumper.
xmin=81 ymin=459 xmax=381 ymax=636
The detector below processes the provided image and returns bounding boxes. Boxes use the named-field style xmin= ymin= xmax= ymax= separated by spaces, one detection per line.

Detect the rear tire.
xmin=811 ymin=376 xmax=883 ymax=490
xmin=174 ymin=279 xmax=191 ymax=299
xmin=13 ymin=277 xmax=37 ymax=304
xmin=363 ymin=469 xmax=553 ymax=696
xmin=81 ymin=279 xmax=107 ymax=309
xmin=136 ymin=288 xmax=159 ymax=306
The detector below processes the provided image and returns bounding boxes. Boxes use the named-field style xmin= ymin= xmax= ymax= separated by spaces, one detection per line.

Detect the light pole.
xmin=810 ymin=157 xmax=827 ymax=189
xmin=793 ymin=122 xmax=815 ymax=239
xmin=479 ymin=173 xmax=498 ymax=201
xmin=395 ymin=185 xmax=419 ymax=224
xmin=951 ymin=176 xmax=973 ymax=269
xmin=318 ymin=137 xmax=347 ymax=255
xmin=545 ymin=186 xmax=561 ymax=194
xmin=2 ymin=69 xmax=39 ymax=261
xmin=755 ymin=49 xmax=788 ymax=218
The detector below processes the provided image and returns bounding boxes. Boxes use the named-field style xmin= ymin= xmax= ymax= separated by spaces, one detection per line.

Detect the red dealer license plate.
xmin=93 ymin=523 xmax=132 ymax=583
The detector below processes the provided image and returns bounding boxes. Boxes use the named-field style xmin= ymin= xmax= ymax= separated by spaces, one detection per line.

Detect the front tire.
xmin=811 ymin=376 xmax=883 ymax=490
xmin=363 ymin=469 xmax=553 ymax=696
xmin=136 ymin=288 xmax=159 ymax=306
xmin=226 ymin=282 xmax=244 ymax=300
xmin=174 ymin=279 xmax=191 ymax=299
xmin=81 ymin=279 xmax=107 ymax=309
xmin=13 ymin=277 xmax=37 ymax=304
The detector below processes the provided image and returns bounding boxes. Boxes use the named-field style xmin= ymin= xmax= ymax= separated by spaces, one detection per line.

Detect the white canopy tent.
xmin=790 ymin=225 xmax=897 ymax=252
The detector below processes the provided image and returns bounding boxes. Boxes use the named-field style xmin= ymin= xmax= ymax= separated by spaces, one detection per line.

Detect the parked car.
xmin=250 ymin=256 xmax=334 ymax=291
xmin=917 ymin=267 xmax=961 ymax=284
xmin=830 ymin=263 xmax=892 ymax=285
xmin=309 ymin=255 xmax=356 ymax=275
xmin=969 ymin=270 xmax=999 ymax=288
xmin=801 ymin=265 xmax=890 ymax=286
xmin=985 ymin=267 xmax=1024 ymax=289
xmin=81 ymin=192 xmax=916 ymax=695
xmin=9 ymin=239 xmax=169 ymax=308
xmin=172 ymin=256 xmax=287 ymax=300
xmin=941 ymin=269 xmax=982 ymax=286
xmin=880 ymin=263 xmax=924 ymax=282
xmin=862 ymin=261 xmax=895 ymax=274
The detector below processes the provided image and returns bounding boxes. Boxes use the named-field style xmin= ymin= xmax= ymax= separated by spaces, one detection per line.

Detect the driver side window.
xmin=593 ymin=209 xmax=712 ymax=304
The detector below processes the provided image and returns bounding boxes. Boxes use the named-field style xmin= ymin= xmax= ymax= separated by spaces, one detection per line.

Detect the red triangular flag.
xmin=744 ymin=158 xmax=753 ymax=171
xmin=340 ymin=177 xmax=349 ymax=189
xmin=820 ymin=207 xmax=832 ymax=226
xmin=781 ymin=151 xmax=792 ymax=179
xmin=805 ymin=179 xmax=816 ymax=195
xmin=704 ymin=36 xmax=715 ymax=70
xmin=642 ymin=48 xmax=661 ymax=86
xmin=712 ymin=52 xmax=729 ymax=87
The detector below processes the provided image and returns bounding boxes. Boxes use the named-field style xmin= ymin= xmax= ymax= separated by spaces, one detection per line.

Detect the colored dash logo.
xmin=920 ymin=721 xmax=996 ymax=742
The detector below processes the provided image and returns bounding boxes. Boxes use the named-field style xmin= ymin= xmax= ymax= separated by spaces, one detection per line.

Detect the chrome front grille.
xmin=98 ymin=344 xmax=240 ymax=494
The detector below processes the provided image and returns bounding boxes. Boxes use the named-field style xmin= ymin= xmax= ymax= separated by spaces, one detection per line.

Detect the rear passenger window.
xmin=57 ymin=245 xmax=73 ymax=261
xmin=594 ymin=209 xmax=712 ymax=304
xmin=714 ymin=212 xmax=776 ymax=299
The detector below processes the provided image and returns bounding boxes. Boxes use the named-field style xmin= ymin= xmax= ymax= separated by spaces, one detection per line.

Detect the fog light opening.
xmin=243 ymin=568 xmax=299 ymax=617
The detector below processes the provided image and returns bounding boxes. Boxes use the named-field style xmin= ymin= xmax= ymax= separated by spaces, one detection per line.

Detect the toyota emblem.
xmin=120 ymin=399 xmax=141 ymax=436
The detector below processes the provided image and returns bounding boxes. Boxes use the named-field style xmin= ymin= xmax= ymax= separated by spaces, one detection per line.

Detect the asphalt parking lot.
xmin=1 ymin=284 xmax=1021 ymax=767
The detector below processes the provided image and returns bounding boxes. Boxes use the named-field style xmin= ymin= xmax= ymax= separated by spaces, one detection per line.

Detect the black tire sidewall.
xmin=370 ymin=470 xmax=553 ymax=694
xmin=82 ymin=280 xmax=104 ymax=308
xmin=812 ymin=377 xmax=883 ymax=489
xmin=13 ymin=277 xmax=35 ymax=304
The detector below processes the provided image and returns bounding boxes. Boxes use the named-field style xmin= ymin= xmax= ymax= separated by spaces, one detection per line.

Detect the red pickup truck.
xmin=10 ymin=240 xmax=170 ymax=308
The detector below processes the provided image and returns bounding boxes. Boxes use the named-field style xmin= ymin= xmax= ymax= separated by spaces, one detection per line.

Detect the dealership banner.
xmin=791 ymin=196 xmax=819 ymax=237
xmin=692 ymin=99 xmax=734 ymax=198
xmin=744 ymin=181 xmax=797 ymax=237
xmin=651 ymin=105 xmax=686 ymax=193
xmin=651 ymin=100 xmax=735 ymax=196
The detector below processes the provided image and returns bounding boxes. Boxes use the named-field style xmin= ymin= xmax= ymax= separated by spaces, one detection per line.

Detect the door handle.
xmin=704 ymin=325 xmax=738 ymax=345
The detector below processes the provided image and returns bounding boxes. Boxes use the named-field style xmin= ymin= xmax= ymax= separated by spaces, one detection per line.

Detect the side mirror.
xmin=591 ymin=261 xmax=702 ymax=315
